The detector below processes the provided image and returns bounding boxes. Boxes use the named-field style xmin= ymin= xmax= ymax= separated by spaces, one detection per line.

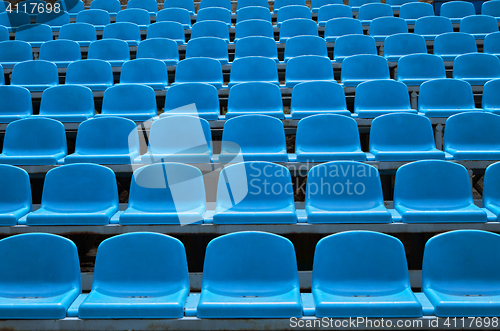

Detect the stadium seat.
xmin=120 ymin=165 xmax=205 ymax=224
xmin=0 ymin=117 xmax=66 ymax=165
xmin=413 ymin=16 xmax=453 ymax=40
xmin=358 ymin=3 xmax=393 ymax=25
xmin=229 ymin=56 xmax=279 ymax=87
xmin=0 ymin=41 xmax=32 ymax=69
xmin=76 ymin=9 xmax=110 ymax=31
xmin=483 ymin=78 xmax=500 ymax=114
xmin=397 ymin=53 xmax=446 ymax=86
xmin=440 ymin=1 xmax=475 ymax=24
xmin=58 ymin=23 xmax=97 ymax=47
xmin=147 ymin=21 xmax=185 ymax=44
xmin=90 ymin=0 xmax=121 ymax=16
xmin=482 ymin=0 xmax=500 ymax=21
xmin=460 ymin=14 xmax=498 ymax=39
xmin=0 ymin=233 xmax=81 ymax=318
xmin=163 ymin=0 xmax=195 ymax=14
xmin=79 ymin=233 xmax=189 ymax=318
xmin=38 ymin=40 xmax=81 ymax=68
xmin=311 ymin=0 xmax=343 ymax=12
xmin=394 ymin=160 xmax=487 ymax=223
xmin=127 ymin=0 xmax=159 ymax=14
xmin=141 ymin=116 xmax=213 ymax=164
xmin=444 ymin=112 xmax=500 ymax=160
xmin=185 ymin=37 xmax=229 ymax=64
xmin=36 ymin=12 xmax=70 ymax=31
xmin=340 ymin=54 xmax=390 ymax=87
xmin=116 ymin=8 xmax=151 ymax=29
xmin=234 ymin=19 xmax=274 ymax=40
xmin=58 ymin=0 xmax=85 ymax=18
xmin=0 ymin=26 xmax=7 ymax=41
xmin=453 ymin=53 xmax=500 ymax=86
xmin=0 ymin=86 xmax=32 ymax=123
xmin=120 ymin=58 xmax=168 ymax=90
xmin=65 ymin=59 xmax=114 ymax=91
xmin=484 ymin=162 xmax=500 ymax=219
xmin=236 ymin=6 xmax=272 ymax=22
xmin=349 ymin=0 xmax=380 ymax=12
xmin=237 ymin=0 xmax=269 ymax=11
xmin=279 ymin=18 xmax=318 ymax=43
xmin=197 ymin=232 xmax=302 ymax=317
xmin=422 ymin=230 xmax=500 ymax=316
xmin=137 ymin=38 xmax=179 ymax=65
xmin=200 ymin=0 xmax=232 ymax=11
xmin=197 ymin=7 xmax=232 ymax=25
xmin=174 ymin=57 xmax=223 ymax=88
xmin=234 ymin=36 xmax=279 ymax=62
xmin=433 ymin=32 xmax=477 ymax=62
xmin=87 ymin=39 xmax=130 ymax=67
xmin=418 ymin=79 xmax=480 ymax=117
xmin=274 ymin=0 xmax=307 ymax=12
xmin=385 ymin=0 xmax=418 ymax=10
xmin=277 ymin=5 xmax=311 ymax=27
xmin=399 ymin=2 xmax=435 ymax=25
xmin=383 ymin=33 xmax=426 ymax=62
xmin=161 ymin=83 xmax=220 ymax=120
xmin=26 ymin=164 xmax=119 ymax=225
xmin=484 ymin=32 xmax=500 ymax=57
xmin=191 ymin=20 xmax=230 ymax=43
xmin=369 ymin=113 xmax=445 ymax=161
xmin=213 ymin=163 xmax=297 ymax=224
xmin=318 ymin=4 xmax=353 ymax=26
xmin=11 ymin=60 xmax=58 ymax=92
xmin=97 ymin=84 xmax=157 ymax=121
xmin=15 ymin=24 xmax=53 ymax=48
xmin=295 ymin=114 xmax=366 ymax=162
xmin=65 ymin=117 xmax=140 ymax=164
xmin=0 ymin=12 xmax=30 ymax=32
xmin=284 ymin=36 xmax=328 ymax=62
xmin=291 ymin=82 xmax=351 ymax=119
xmin=324 ymin=17 xmax=363 ymax=41
xmin=103 ymin=22 xmax=141 ymax=46
xmin=226 ymin=82 xmax=284 ymax=118
xmin=333 ymin=34 xmax=377 ymax=63
xmin=218 ymin=115 xmax=288 ymax=163
xmin=285 ymin=55 xmax=335 ymax=87
xmin=0 ymin=165 xmax=31 ymax=225
xmin=369 ymin=17 xmax=408 ymax=41
xmin=156 ymin=8 xmax=192 ymax=28
xmin=38 ymin=85 xmax=94 ymax=122
xmin=313 ymin=231 xmax=422 ymax=316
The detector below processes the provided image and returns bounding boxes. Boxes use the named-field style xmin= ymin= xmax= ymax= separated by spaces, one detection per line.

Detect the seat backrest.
xmin=275 ymin=0 xmax=307 ymax=11
xmin=101 ymin=84 xmax=157 ymax=116
xmin=59 ymin=0 xmax=85 ymax=13
xmin=65 ymin=59 xmax=113 ymax=86
xmin=59 ymin=22 xmax=97 ymax=43
xmin=15 ymin=23 xmax=52 ymax=42
xmin=358 ymin=2 xmax=393 ymax=21
xmin=369 ymin=17 xmax=408 ymax=37
xmin=39 ymin=85 xmax=94 ymax=117
xmin=90 ymin=0 xmax=121 ymax=13
xmin=236 ymin=6 xmax=272 ymax=22
xmin=11 ymin=60 xmax=58 ymax=86
xmin=127 ymin=0 xmax=158 ymax=12
xmin=453 ymin=53 xmax=500 ymax=80
xmin=137 ymin=38 xmax=180 ymax=63
xmin=36 ymin=11 xmax=71 ymax=26
xmin=418 ymin=78 xmax=475 ymax=111
xmin=164 ymin=83 xmax=219 ymax=117
xmin=234 ymin=36 xmax=278 ymax=61
xmin=441 ymin=1 xmax=475 ymax=19
xmin=197 ymin=7 xmax=232 ymax=25
xmin=88 ymin=39 xmax=130 ymax=62
xmin=146 ymin=21 xmax=185 ymax=42
xmin=76 ymin=9 xmax=110 ymax=26
xmin=39 ymin=39 xmax=82 ymax=62
xmin=318 ymin=4 xmax=353 ymax=24
xmin=433 ymin=31 xmax=477 ymax=57
xmin=0 ymin=164 xmax=31 ymax=212
xmin=185 ymin=36 xmax=228 ymax=62
xmin=0 ymin=12 xmax=30 ymax=28
xmin=237 ymin=0 xmax=269 ymax=11
xmin=227 ymin=82 xmax=283 ymax=114
xmin=483 ymin=78 xmax=500 ymax=111
xmin=234 ymin=19 xmax=274 ymax=40
xmin=163 ymin=0 xmax=195 ymax=13
xmin=482 ymin=0 xmax=500 ymax=17
xmin=277 ymin=5 xmax=312 ymax=25
xmin=414 ymin=16 xmax=453 ymax=36
xmin=103 ymin=22 xmax=141 ymax=41
xmin=355 ymin=79 xmax=412 ymax=112
xmin=349 ymin=0 xmax=380 ymax=7
xmin=284 ymin=35 xmax=328 ymax=62
xmin=120 ymin=58 xmax=169 ymax=86
xmin=0 ymin=86 xmax=32 ymax=117
xmin=484 ymin=161 xmax=500 ymax=210
xmin=200 ymin=0 xmax=232 ymax=11
xmin=324 ymin=17 xmax=363 ymax=40
xmin=444 ymin=111 xmax=500 ymax=151
xmin=191 ymin=20 xmax=229 ymax=42
xmin=229 ymin=56 xmax=278 ymax=84
xmin=156 ymin=8 xmax=191 ymax=26
xmin=116 ymin=8 xmax=151 ymax=25
xmin=386 ymin=0 xmax=418 ymax=6
xmin=383 ymin=33 xmax=426 ymax=58
xmin=340 ymin=54 xmax=390 ymax=83
xmin=460 ymin=14 xmax=498 ymax=35
xmin=399 ymin=2 xmax=435 ymax=19
xmin=312 ymin=0 xmax=343 ymax=11
xmin=333 ymin=34 xmax=377 ymax=60
xmin=484 ymin=31 xmax=500 ymax=54
xmin=285 ymin=55 xmax=334 ymax=83
xmin=174 ymin=57 xmax=223 ymax=87
xmin=0 ymin=40 xmax=32 ymax=63
xmin=279 ymin=18 xmax=318 ymax=42
xmin=291 ymin=81 xmax=347 ymax=113
xmin=397 ymin=53 xmax=446 ymax=82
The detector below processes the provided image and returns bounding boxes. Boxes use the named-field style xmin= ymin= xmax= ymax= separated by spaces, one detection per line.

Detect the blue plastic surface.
xmin=163 ymin=0 xmax=195 ymax=14
xmin=234 ymin=36 xmax=279 ymax=62
xmin=174 ymin=57 xmax=223 ymax=88
xmin=324 ymin=17 xmax=364 ymax=41
xmin=355 ymin=79 xmax=413 ymax=118
xmin=434 ymin=32 xmax=478 ymax=62
xmin=162 ymin=83 xmax=220 ymax=120
xmin=483 ymin=78 xmax=500 ymax=114
xmin=226 ymin=82 xmax=284 ymax=119
xmin=97 ymin=84 xmax=157 ymax=121
xmin=11 ymin=59 xmax=57 ymax=92
xmin=312 ymin=0 xmax=342 ymax=12
xmin=484 ymin=31 xmax=500 ymax=57
xmin=383 ymin=33 xmax=426 ymax=62
xmin=334 ymin=34 xmax=377 ymax=63
xmin=349 ymin=0 xmax=380 ymax=10
xmin=237 ymin=0 xmax=269 ymax=11
xmin=386 ymin=0 xmax=417 ymax=9
xmin=0 ymin=86 xmax=32 ymax=123
xmin=0 ymin=165 xmax=31 ymax=226
xmin=65 ymin=59 xmax=114 ymax=91
xmin=127 ymin=0 xmax=159 ymax=13
xmin=414 ymin=16 xmax=453 ymax=40
xmin=274 ymin=0 xmax=306 ymax=12
xmin=191 ymin=20 xmax=229 ymax=42
xmin=482 ymin=0 xmax=500 ymax=18
xmin=59 ymin=23 xmax=97 ymax=47
xmin=358 ymin=3 xmax=393 ymax=25
xmin=453 ymin=53 xmax=500 ymax=85
xmin=147 ymin=21 xmax=185 ymax=44
xmin=369 ymin=17 xmax=408 ymax=41
xmin=103 ymin=22 xmax=141 ymax=46
xmin=88 ymin=39 xmax=130 ymax=67
xmin=460 ymin=14 xmax=498 ymax=39
xmin=39 ymin=40 xmax=81 ymax=68
xmin=291 ymin=81 xmax=351 ymax=119
xmin=229 ymin=56 xmax=279 ymax=87
xmin=117 ymin=8 xmax=151 ymax=29
xmin=39 ymin=85 xmax=94 ymax=122
xmin=90 ymin=0 xmax=121 ymax=14
xmin=484 ymin=162 xmax=500 ymax=220
xmin=36 ymin=12 xmax=70 ymax=30
xmin=200 ymin=0 xmax=232 ymax=11
xmin=197 ymin=7 xmax=232 ymax=25
xmin=186 ymin=37 xmax=229 ymax=64
xmin=441 ymin=1 xmax=475 ymax=23
xmin=284 ymin=36 xmax=328 ymax=63
xmin=0 ymin=41 xmax=32 ymax=69
xmin=136 ymin=38 xmax=179 ymax=65
xmin=279 ymin=18 xmax=318 ymax=42
xmin=120 ymin=58 xmax=169 ymax=90
xmin=76 ymin=9 xmax=110 ymax=30
xmin=397 ymin=53 xmax=446 ymax=86
xmin=277 ymin=5 xmax=311 ymax=26
xmin=156 ymin=8 xmax=192 ymax=28
xmin=285 ymin=55 xmax=334 ymax=87
xmin=399 ymin=2 xmax=435 ymax=24
xmin=15 ymin=24 xmax=52 ymax=48
xmin=318 ymin=4 xmax=352 ymax=26
xmin=234 ymin=19 xmax=274 ymax=40
xmin=0 ymin=12 xmax=30 ymax=31
xmin=236 ymin=6 xmax=272 ymax=22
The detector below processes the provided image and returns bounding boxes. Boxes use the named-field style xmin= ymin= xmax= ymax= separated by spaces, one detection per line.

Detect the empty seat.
xmin=414 ymin=16 xmax=453 ymax=40
xmin=397 ymin=53 xmax=446 ymax=86
xmin=162 ymin=83 xmax=220 ymax=120
xmin=483 ymin=78 xmax=500 ymax=114
xmin=88 ymin=39 xmax=130 ymax=67
xmin=237 ymin=0 xmax=269 ymax=11
xmin=274 ymin=0 xmax=307 ymax=12
xmin=127 ymin=0 xmax=159 ymax=14
xmin=141 ymin=116 xmax=212 ymax=164
xmin=422 ymin=230 xmax=500 ymax=316
xmin=279 ymin=18 xmax=318 ymax=43
xmin=234 ymin=19 xmax=274 ymax=40
xmin=137 ymin=38 xmax=179 ymax=65
xmin=340 ymin=54 xmax=390 ymax=87
xmin=59 ymin=0 xmax=84 ymax=16
xmin=313 ymin=231 xmax=422 ymax=316
xmin=229 ymin=56 xmax=279 ymax=87
xmin=236 ymin=6 xmax=272 ymax=22
xmin=311 ymin=0 xmax=343 ymax=12
xmin=226 ymin=82 xmax=284 ymax=118
xmin=97 ymin=84 xmax=157 ymax=121
xmin=147 ymin=21 xmax=185 ymax=45
xmin=0 ymin=12 xmax=30 ymax=32
xmin=11 ymin=60 xmax=58 ymax=92
xmin=484 ymin=31 xmax=500 ymax=57
xmin=440 ymin=1 xmax=475 ymax=24
xmin=277 ymin=5 xmax=311 ymax=27
xmin=460 ymin=14 xmax=498 ymax=39
xmin=191 ymin=20 xmax=229 ymax=43
xmin=295 ymin=114 xmax=366 ymax=162
xmin=484 ymin=162 xmax=500 ymax=219
xmin=38 ymin=40 xmax=81 ymax=68
xmin=0 ymin=165 xmax=31 ymax=225
xmin=116 ymin=8 xmax=151 ymax=29
xmin=369 ymin=17 xmax=408 ymax=42
xmin=65 ymin=59 xmax=113 ymax=91
xmin=358 ymin=3 xmax=393 ymax=25
xmin=156 ymin=8 xmax=192 ymax=28
xmin=0 ymin=40 xmax=32 ymax=69
xmin=76 ymin=9 xmax=110 ymax=30
xmin=26 ymin=164 xmax=118 ymax=225
xmin=349 ymin=0 xmax=380 ymax=11
xmin=285 ymin=55 xmax=335 ymax=87
xmin=213 ymin=163 xmax=297 ymax=224
xmin=291 ymin=81 xmax=350 ymax=119
xmin=0 ymin=233 xmax=81 ymax=318
xmin=433 ymin=32 xmax=477 ymax=62
xmin=58 ymin=22 xmax=97 ymax=47
xmin=394 ymin=160 xmax=487 ymax=223
xmin=185 ymin=37 xmax=229 ymax=64
xmin=0 ymin=117 xmax=66 ymax=165
xmin=200 ymin=0 xmax=232 ymax=11
xmin=0 ymin=86 xmax=32 ymax=123
xmin=324 ymin=17 xmax=363 ymax=42
xmin=120 ymin=58 xmax=168 ymax=90
xmin=318 ymin=4 xmax=353 ymax=26
xmin=219 ymin=115 xmax=288 ymax=163
xmin=174 ymin=57 xmax=223 ymax=88
xmin=39 ymin=85 xmax=94 ymax=122
xmin=90 ymin=0 xmax=120 ymax=16
xmin=234 ymin=36 xmax=279 ymax=62
xmin=15 ymin=24 xmax=53 ymax=48
xmin=65 ymin=117 xmax=139 ymax=165
xmin=197 ymin=7 xmax=232 ymax=25
xmin=197 ymin=232 xmax=301 ymax=317
xmin=163 ymin=0 xmax=195 ymax=14
xmin=103 ymin=22 xmax=141 ymax=46
xmin=370 ymin=113 xmax=445 ymax=161
xmin=482 ymin=0 xmax=500 ymax=20
xmin=386 ymin=0 xmax=418 ymax=9
xmin=383 ymin=33 xmax=426 ymax=62
xmin=453 ymin=53 xmax=500 ymax=86
xmin=418 ymin=78 xmax=480 ymax=117
xmin=399 ymin=2 xmax=435 ymax=24
xmin=333 ymin=34 xmax=377 ymax=62
xmin=284 ymin=36 xmax=328 ymax=62
xmin=36 ymin=12 xmax=70 ymax=31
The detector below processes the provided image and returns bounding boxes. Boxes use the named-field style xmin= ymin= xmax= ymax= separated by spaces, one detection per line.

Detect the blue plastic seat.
xmin=141 ymin=115 xmax=213 ymax=164
xmin=324 ymin=17 xmax=363 ymax=41
xmin=191 ymin=20 xmax=229 ymax=42
xmin=274 ymin=0 xmax=306 ymax=12
xmin=340 ymin=54 xmax=390 ymax=87
xmin=418 ymin=78 xmax=480 ymax=117
xmin=174 ymin=57 xmax=223 ymax=88
xmin=237 ymin=0 xmax=269 ymax=11
xmin=137 ymin=38 xmax=179 ymax=65
xmin=0 ymin=25 xmax=7 ymax=41
xmin=0 ymin=86 xmax=32 ymax=123
xmin=90 ymin=0 xmax=121 ymax=16
xmin=162 ymin=83 xmax=220 ymax=120
xmin=97 ymin=84 xmax=157 ymax=121
xmin=397 ymin=53 xmax=446 ymax=86
xmin=58 ymin=0 xmax=85 ymax=18
xmin=277 ymin=5 xmax=311 ymax=27
xmin=234 ymin=19 xmax=274 ymax=40
xmin=219 ymin=115 xmax=288 ymax=163
xmin=460 ymin=14 xmax=498 ymax=39
xmin=484 ymin=162 xmax=500 ymax=219
xmin=127 ymin=0 xmax=159 ymax=14
xmin=65 ymin=59 xmax=114 ymax=91
xmin=414 ymin=16 xmax=453 ymax=40
xmin=394 ymin=160 xmax=487 ymax=223
xmin=117 ymin=8 xmax=151 ymax=29
xmin=0 ymin=41 xmax=32 ymax=69
xmin=236 ymin=6 xmax=272 ymax=22
xmin=197 ymin=232 xmax=302 ymax=317
xmin=36 ymin=12 xmax=70 ymax=31
xmin=0 ymin=233 xmax=81 ymax=318
xmin=120 ymin=58 xmax=168 ymax=90
xmin=39 ymin=85 xmax=94 ymax=122
xmin=59 ymin=23 xmax=97 ymax=47
xmin=422 ymin=230 xmax=500 ymax=316
xmin=311 ymin=0 xmax=343 ymax=12
xmin=440 ymin=1 xmax=475 ymax=24
xmin=349 ymin=0 xmax=380 ymax=11
xmin=383 ymin=33 xmax=426 ymax=62
xmin=0 ymin=165 xmax=31 ymax=225
xmin=163 ymin=0 xmax=195 ymax=14
xmin=313 ymin=231 xmax=422 ymax=316
xmin=386 ymin=0 xmax=417 ymax=10
xmin=0 ymin=12 xmax=30 ymax=32
xmin=11 ymin=60 xmax=58 ymax=92
xmin=26 ymin=164 xmax=118 ymax=225
xmin=295 ymin=114 xmax=366 ymax=161
xmin=284 ymin=36 xmax=328 ymax=62
xmin=433 ymin=32 xmax=477 ymax=62
xmin=103 ymin=22 xmax=141 ymax=46
xmin=285 ymin=55 xmax=334 ymax=87
xmin=234 ymin=36 xmax=279 ymax=62
xmin=0 ymin=117 xmax=66 ymax=165
xmin=482 ymin=0 xmax=500 ymax=20
xmin=358 ymin=3 xmax=393 ymax=25
xmin=38 ymin=40 xmax=81 ymax=68
xmin=484 ymin=31 xmax=500 ymax=57
xmin=483 ymin=78 xmax=500 ymax=114
xmin=369 ymin=17 xmax=408 ymax=42
xmin=291 ymin=82 xmax=350 ymax=119
xmin=15 ymin=24 xmax=53 ymax=48
xmin=279 ymin=18 xmax=318 ymax=43
xmin=200 ymin=0 xmax=232 ymax=11
xmin=453 ymin=53 xmax=500 ymax=86
xmin=79 ymin=233 xmax=188 ymax=318
xmin=399 ymin=2 xmax=435 ymax=24
xmin=333 ymin=34 xmax=377 ymax=62
xmin=87 ymin=39 xmax=130 ymax=67
xmin=226 ymin=82 xmax=284 ymax=118
xmin=213 ymin=163 xmax=297 ymax=224
xmin=147 ymin=21 xmax=185 ymax=44
xmin=76 ymin=9 xmax=110 ymax=31
xmin=318 ymin=4 xmax=353 ymax=26
xmin=185 ymin=37 xmax=229 ymax=64
xmin=156 ymin=8 xmax=192 ymax=27
xmin=229 ymin=56 xmax=279 ymax=87
xmin=197 ymin=7 xmax=232 ymax=25
xmin=370 ymin=113 xmax=445 ymax=161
